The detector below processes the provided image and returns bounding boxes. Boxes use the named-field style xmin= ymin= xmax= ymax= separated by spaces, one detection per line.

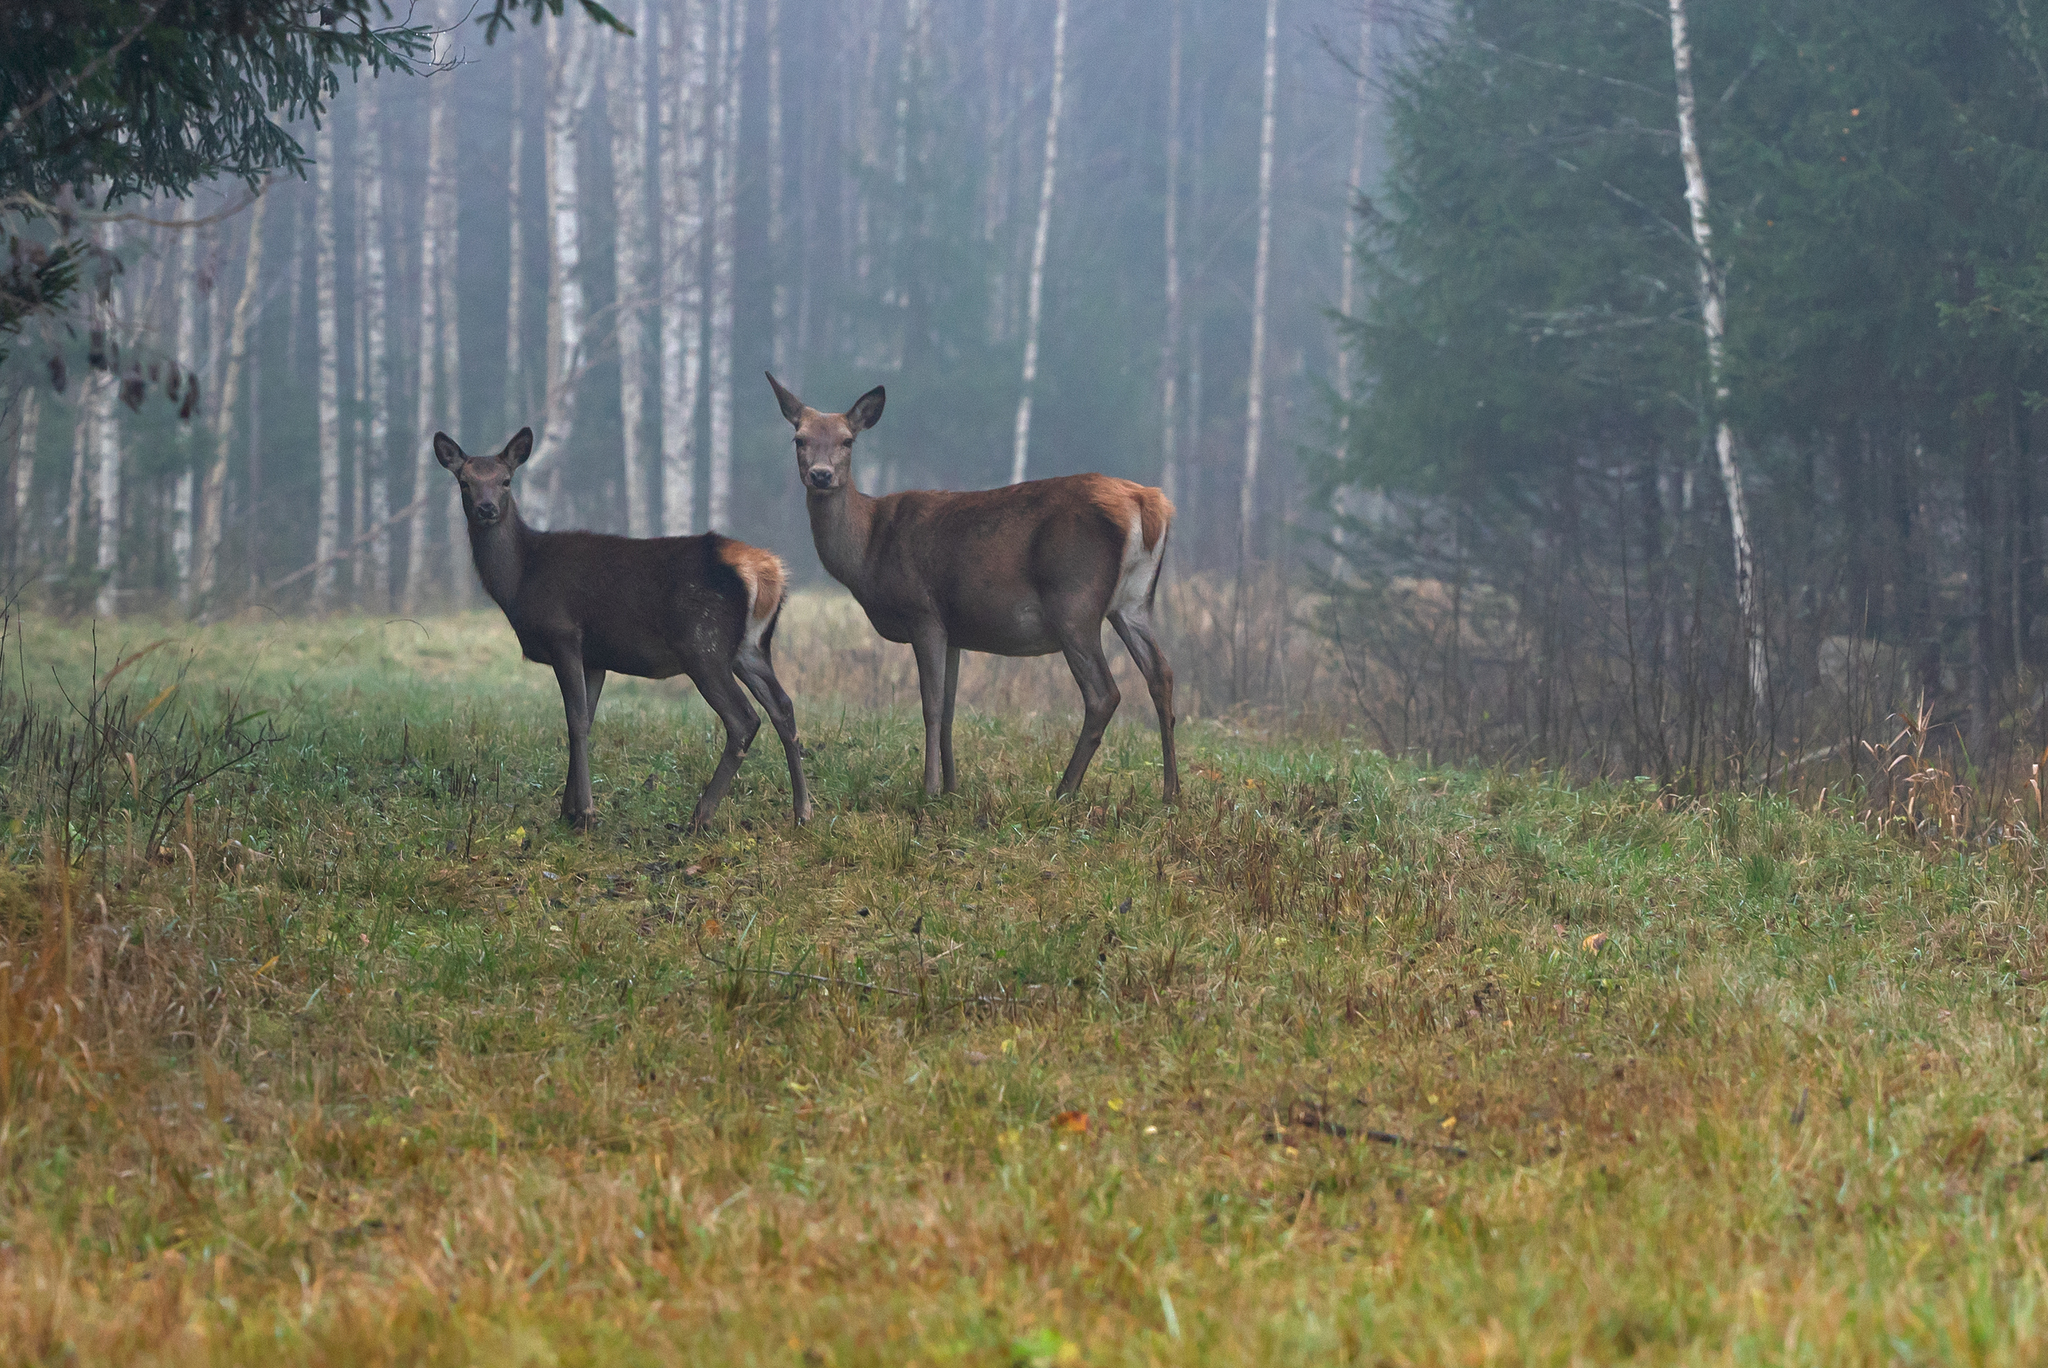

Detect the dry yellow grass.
xmin=2 ymin=602 xmax=2047 ymax=1364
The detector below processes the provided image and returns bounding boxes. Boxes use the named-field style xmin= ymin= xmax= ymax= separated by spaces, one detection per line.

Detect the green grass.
xmin=4 ymin=606 xmax=2048 ymax=1364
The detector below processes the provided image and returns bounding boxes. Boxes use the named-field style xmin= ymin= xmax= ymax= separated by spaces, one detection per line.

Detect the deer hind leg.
xmin=1109 ymin=607 xmax=1178 ymax=800
xmin=1054 ymin=621 xmax=1121 ymax=799
xmin=940 ymin=645 xmax=961 ymax=794
xmin=910 ymin=624 xmax=950 ymax=797
xmin=552 ymin=651 xmax=596 ymax=829
xmin=584 ymin=666 xmax=607 ymax=730
xmin=734 ymin=639 xmax=812 ymax=825
xmin=684 ymin=664 xmax=761 ymax=833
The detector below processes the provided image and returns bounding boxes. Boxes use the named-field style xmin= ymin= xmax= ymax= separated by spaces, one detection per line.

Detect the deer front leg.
xmin=910 ymin=623 xmax=950 ymax=797
xmin=552 ymin=651 xmax=595 ymax=829
xmin=940 ymin=645 xmax=961 ymax=794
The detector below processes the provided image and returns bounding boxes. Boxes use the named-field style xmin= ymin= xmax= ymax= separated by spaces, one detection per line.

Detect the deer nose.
xmin=474 ymin=501 xmax=499 ymax=520
xmin=807 ymin=466 xmax=834 ymax=489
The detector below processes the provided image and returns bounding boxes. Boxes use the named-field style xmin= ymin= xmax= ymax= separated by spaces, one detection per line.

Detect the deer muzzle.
xmin=807 ymin=467 xmax=835 ymax=490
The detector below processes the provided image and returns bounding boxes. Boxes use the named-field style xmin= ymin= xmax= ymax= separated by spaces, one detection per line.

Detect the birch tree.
xmin=1009 ymin=0 xmax=1068 ymax=486
xmin=436 ymin=81 xmax=466 ymax=604
xmin=610 ymin=0 xmax=653 ymax=536
xmin=1335 ymin=2 xmax=1371 ymax=420
xmin=9 ymin=387 xmax=38 ymax=577
xmin=359 ymin=80 xmax=394 ymax=604
xmin=1233 ymin=0 xmax=1280 ymax=698
xmin=765 ymin=0 xmax=789 ymax=374
xmin=171 ymin=207 xmax=201 ymax=605
xmin=523 ymin=15 xmax=599 ymax=508
xmin=1158 ymin=0 xmax=1184 ymax=506
xmin=195 ymin=193 xmax=267 ymax=600
xmin=506 ymin=43 xmax=529 ymax=437
xmin=1668 ymin=0 xmax=1767 ymax=717
xmin=403 ymin=28 xmax=462 ymax=611
xmin=312 ymin=115 xmax=342 ymax=610
xmin=90 ymin=227 xmax=123 ymax=617
xmin=705 ymin=0 xmax=748 ymax=531
xmin=659 ymin=0 xmax=710 ymax=536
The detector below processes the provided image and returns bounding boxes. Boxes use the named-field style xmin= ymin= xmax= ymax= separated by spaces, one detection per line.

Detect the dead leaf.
xmin=1050 ymin=1110 xmax=1088 ymax=1134
xmin=1582 ymin=932 xmax=1609 ymax=953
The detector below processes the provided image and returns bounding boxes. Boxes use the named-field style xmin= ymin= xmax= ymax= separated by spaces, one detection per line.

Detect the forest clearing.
xmin=3 ymin=602 xmax=2046 ymax=1364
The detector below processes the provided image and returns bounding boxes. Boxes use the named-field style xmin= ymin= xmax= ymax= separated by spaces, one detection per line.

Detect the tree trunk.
xmin=171 ymin=206 xmax=200 ymax=606
xmin=506 ymin=42 xmax=529 ymax=437
xmin=706 ymin=0 xmax=749 ymax=531
xmin=1668 ymin=0 xmax=1767 ymax=725
xmin=195 ymin=192 xmax=267 ymax=601
xmin=403 ymin=31 xmax=461 ymax=611
xmin=313 ymin=115 xmax=342 ymax=611
xmin=766 ymin=0 xmax=788 ymax=374
xmin=437 ymin=80 xmax=466 ymax=604
xmin=9 ymin=387 xmax=38 ymax=577
xmin=1233 ymin=0 xmax=1280 ymax=700
xmin=1158 ymin=0 xmax=1183 ymax=505
xmin=611 ymin=0 xmax=653 ymax=536
xmin=524 ymin=16 xmax=598 ymax=506
xmin=1009 ymin=0 xmax=1068 ymax=486
xmin=285 ymin=190 xmax=307 ymax=379
xmin=659 ymin=0 xmax=710 ymax=535
xmin=65 ymin=400 xmax=86 ymax=572
xmin=360 ymin=80 xmax=393 ymax=606
xmin=1335 ymin=2 xmax=1371 ymax=418
xmin=90 ymin=218 xmax=123 ymax=616
xmin=982 ymin=0 xmax=1009 ymax=345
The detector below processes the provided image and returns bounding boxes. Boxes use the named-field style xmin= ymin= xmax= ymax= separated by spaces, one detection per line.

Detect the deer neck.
xmin=806 ymin=484 xmax=878 ymax=594
xmin=468 ymin=495 xmax=532 ymax=610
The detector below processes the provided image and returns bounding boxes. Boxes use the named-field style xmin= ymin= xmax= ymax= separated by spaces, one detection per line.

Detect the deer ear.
xmin=766 ymin=371 xmax=805 ymax=426
xmin=845 ymin=385 xmax=885 ymax=434
xmin=500 ymin=427 xmax=534 ymax=471
xmin=433 ymin=432 xmax=465 ymax=472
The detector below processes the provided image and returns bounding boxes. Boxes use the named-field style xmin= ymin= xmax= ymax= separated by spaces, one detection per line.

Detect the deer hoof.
xmin=793 ymin=802 xmax=814 ymax=826
xmin=562 ymin=810 xmax=594 ymax=832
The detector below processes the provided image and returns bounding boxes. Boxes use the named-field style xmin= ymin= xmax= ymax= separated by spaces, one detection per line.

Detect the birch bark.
xmin=1335 ymin=2 xmax=1371 ymax=418
xmin=436 ymin=82 xmax=466 ymax=602
xmin=706 ymin=0 xmax=748 ymax=531
xmin=765 ymin=0 xmax=788 ymax=374
xmin=195 ymin=192 xmax=267 ymax=600
xmin=360 ymin=80 xmax=393 ymax=605
xmin=171 ymin=206 xmax=200 ymax=605
xmin=1668 ymin=0 xmax=1767 ymax=718
xmin=1009 ymin=0 xmax=1068 ymax=486
xmin=659 ymin=0 xmax=710 ymax=535
xmin=610 ymin=0 xmax=653 ymax=535
xmin=506 ymin=43 xmax=528 ymax=436
xmin=1158 ymin=0 xmax=1183 ymax=505
xmin=91 ymin=236 xmax=122 ymax=618
xmin=9 ymin=387 xmax=37 ymax=576
xmin=403 ymin=31 xmax=460 ymax=610
xmin=313 ymin=115 xmax=343 ymax=610
xmin=1233 ymin=0 xmax=1280 ymax=699
xmin=524 ymin=16 xmax=598 ymax=503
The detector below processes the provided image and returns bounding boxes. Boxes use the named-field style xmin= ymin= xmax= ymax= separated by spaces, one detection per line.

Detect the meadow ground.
xmin=3 ymin=599 xmax=2048 ymax=1365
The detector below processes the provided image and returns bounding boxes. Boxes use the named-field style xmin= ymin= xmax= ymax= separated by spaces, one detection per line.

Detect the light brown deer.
xmin=436 ymin=428 xmax=811 ymax=832
xmin=766 ymin=373 xmax=1178 ymax=801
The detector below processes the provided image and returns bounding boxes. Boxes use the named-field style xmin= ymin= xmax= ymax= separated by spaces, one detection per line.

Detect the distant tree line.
xmin=1325 ymin=0 xmax=2048 ymax=783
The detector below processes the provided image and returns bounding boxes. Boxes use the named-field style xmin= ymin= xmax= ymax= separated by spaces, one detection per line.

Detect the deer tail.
xmin=717 ymin=541 xmax=788 ymax=643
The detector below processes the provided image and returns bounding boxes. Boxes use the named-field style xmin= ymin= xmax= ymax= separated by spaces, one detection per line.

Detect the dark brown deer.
xmin=435 ymin=428 xmax=811 ymax=831
xmin=765 ymin=373 xmax=1178 ymax=801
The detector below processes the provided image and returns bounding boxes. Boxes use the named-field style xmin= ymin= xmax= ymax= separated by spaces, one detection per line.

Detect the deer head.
xmin=436 ymin=428 xmax=533 ymax=527
xmin=767 ymin=372 xmax=884 ymax=493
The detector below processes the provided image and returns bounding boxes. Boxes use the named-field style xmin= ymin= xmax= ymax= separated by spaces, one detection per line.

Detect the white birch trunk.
xmin=360 ymin=81 xmax=394 ymax=605
xmin=1159 ymin=0 xmax=1183 ymax=505
xmin=506 ymin=43 xmax=529 ymax=436
xmin=1335 ymin=3 xmax=1371 ymax=418
xmin=10 ymin=387 xmax=37 ymax=574
xmin=1009 ymin=0 xmax=1068 ymax=486
xmin=1668 ymin=0 xmax=1767 ymax=717
xmin=195 ymin=192 xmax=267 ymax=600
xmin=65 ymin=401 xmax=87 ymax=570
xmin=437 ymin=93 xmax=466 ymax=603
xmin=171 ymin=206 xmax=200 ymax=605
xmin=313 ymin=116 xmax=343 ymax=610
xmin=610 ymin=0 xmax=653 ymax=536
xmin=1233 ymin=0 xmax=1280 ymax=697
xmin=706 ymin=0 xmax=748 ymax=531
xmin=524 ymin=16 xmax=599 ymax=506
xmin=659 ymin=0 xmax=710 ymax=536
xmin=88 ymin=218 xmax=124 ymax=616
xmin=765 ymin=0 xmax=788 ymax=374
xmin=403 ymin=33 xmax=457 ymax=611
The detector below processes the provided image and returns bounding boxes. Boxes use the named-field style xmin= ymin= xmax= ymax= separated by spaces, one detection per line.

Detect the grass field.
xmin=4 ymin=600 xmax=2048 ymax=1364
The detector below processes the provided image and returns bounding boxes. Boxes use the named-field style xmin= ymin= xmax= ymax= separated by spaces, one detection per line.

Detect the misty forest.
xmin=14 ymin=3 xmax=2048 ymax=1360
